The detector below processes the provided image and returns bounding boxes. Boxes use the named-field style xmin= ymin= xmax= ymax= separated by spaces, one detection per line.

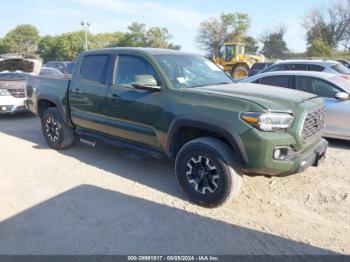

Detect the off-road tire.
xmin=175 ymin=137 xmax=243 ymax=208
xmin=41 ymin=107 xmax=74 ymax=150
xmin=231 ymin=65 xmax=249 ymax=79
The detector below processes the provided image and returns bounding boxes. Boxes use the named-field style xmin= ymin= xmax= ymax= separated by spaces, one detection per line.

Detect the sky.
xmin=1 ymin=0 xmax=332 ymax=53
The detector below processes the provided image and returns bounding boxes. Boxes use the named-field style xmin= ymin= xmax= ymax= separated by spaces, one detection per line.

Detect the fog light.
xmin=273 ymin=147 xmax=288 ymax=160
xmin=1 ymin=106 xmax=7 ymax=111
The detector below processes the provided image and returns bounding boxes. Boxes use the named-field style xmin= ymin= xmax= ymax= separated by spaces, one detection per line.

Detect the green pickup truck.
xmin=26 ymin=48 xmax=328 ymax=207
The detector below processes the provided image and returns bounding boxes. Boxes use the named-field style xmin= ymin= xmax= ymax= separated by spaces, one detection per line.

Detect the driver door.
xmin=105 ymin=54 xmax=165 ymax=150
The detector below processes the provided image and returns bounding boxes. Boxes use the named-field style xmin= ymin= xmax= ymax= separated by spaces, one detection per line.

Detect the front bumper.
xmin=0 ymin=96 xmax=27 ymax=114
xmin=240 ymin=128 xmax=328 ymax=176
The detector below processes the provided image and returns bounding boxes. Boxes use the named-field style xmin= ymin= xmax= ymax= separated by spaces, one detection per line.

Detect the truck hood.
xmin=188 ymin=83 xmax=318 ymax=112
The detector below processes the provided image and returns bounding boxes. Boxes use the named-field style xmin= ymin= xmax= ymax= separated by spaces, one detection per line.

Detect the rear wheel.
xmin=41 ymin=108 xmax=74 ymax=150
xmin=175 ymin=137 xmax=243 ymax=207
xmin=231 ymin=65 xmax=249 ymax=79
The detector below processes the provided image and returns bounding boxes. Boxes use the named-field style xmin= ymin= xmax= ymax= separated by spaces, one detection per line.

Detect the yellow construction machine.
xmin=213 ymin=42 xmax=265 ymax=78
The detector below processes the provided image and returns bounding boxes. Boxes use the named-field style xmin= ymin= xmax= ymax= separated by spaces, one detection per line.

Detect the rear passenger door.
xmin=295 ymin=76 xmax=341 ymax=98
xmin=69 ymin=53 xmax=113 ymax=134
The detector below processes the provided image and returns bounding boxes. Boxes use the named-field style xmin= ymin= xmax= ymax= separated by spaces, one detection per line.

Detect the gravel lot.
xmin=0 ymin=112 xmax=349 ymax=255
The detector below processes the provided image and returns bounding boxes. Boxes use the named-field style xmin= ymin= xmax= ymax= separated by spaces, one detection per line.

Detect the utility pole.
xmin=80 ymin=21 xmax=90 ymax=51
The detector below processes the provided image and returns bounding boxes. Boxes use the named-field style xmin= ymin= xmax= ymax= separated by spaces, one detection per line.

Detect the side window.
xmin=290 ymin=64 xmax=307 ymax=71
xmin=259 ymin=75 xmax=291 ymax=88
xmin=79 ymin=55 xmax=110 ymax=85
xmin=296 ymin=76 xmax=340 ymax=98
xmin=116 ymin=55 xmax=158 ymax=87
xmin=265 ymin=64 xmax=287 ymax=72
xmin=307 ymin=64 xmax=325 ymax=72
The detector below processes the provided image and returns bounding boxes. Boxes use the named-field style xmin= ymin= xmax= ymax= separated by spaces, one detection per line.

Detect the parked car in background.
xmin=248 ymin=62 xmax=273 ymax=76
xmin=241 ymin=71 xmax=350 ymax=141
xmin=260 ymin=60 xmax=350 ymax=78
xmin=0 ymin=73 xmax=31 ymax=114
xmin=0 ymin=54 xmax=42 ymax=114
xmin=26 ymin=47 xmax=328 ymax=207
xmin=40 ymin=67 xmax=64 ymax=76
xmin=0 ymin=53 xmax=42 ymax=75
xmin=336 ymin=59 xmax=350 ymax=68
xmin=45 ymin=61 xmax=75 ymax=74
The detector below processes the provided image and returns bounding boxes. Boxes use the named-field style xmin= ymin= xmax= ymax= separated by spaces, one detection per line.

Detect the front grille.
xmin=0 ymin=80 xmax=26 ymax=98
xmin=301 ymin=105 xmax=326 ymax=141
xmin=7 ymin=88 xmax=25 ymax=98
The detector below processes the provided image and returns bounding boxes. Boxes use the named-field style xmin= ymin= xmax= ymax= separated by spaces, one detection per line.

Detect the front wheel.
xmin=41 ymin=107 xmax=74 ymax=150
xmin=175 ymin=137 xmax=243 ymax=208
xmin=231 ymin=65 xmax=249 ymax=79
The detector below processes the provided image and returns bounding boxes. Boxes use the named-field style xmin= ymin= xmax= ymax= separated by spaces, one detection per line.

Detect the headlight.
xmin=0 ymin=88 xmax=11 ymax=96
xmin=241 ymin=112 xmax=294 ymax=132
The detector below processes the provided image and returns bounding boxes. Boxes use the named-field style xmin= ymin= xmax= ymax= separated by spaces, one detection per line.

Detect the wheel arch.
xmin=37 ymin=95 xmax=73 ymax=127
xmin=165 ymin=118 xmax=249 ymax=165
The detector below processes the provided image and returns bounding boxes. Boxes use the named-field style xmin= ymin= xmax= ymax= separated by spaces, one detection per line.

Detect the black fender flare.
xmin=36 ymin=95 xmax=73 ymax=128
xmin=165 ymin=117 xmax=249 ymax=165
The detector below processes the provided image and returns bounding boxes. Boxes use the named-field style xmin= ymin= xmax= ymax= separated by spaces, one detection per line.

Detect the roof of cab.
xmin=82 ymin=47 xmax=197 ymax=56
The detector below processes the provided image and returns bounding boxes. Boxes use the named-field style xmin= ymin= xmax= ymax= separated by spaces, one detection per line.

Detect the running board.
xmin=80 ymin=136 xmax=96 ymax=147
xmin=75 ymin=128 xmax=166 ymax=159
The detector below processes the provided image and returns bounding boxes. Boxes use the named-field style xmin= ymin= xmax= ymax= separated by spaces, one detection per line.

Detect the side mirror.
xmin=131 ymin=75 xmax=161 ymax=92
xmin=335 ymin=92 xmax=349 ymax=101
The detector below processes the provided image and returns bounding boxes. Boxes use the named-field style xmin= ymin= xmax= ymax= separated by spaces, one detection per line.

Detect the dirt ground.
xmin=0 ymin=112 xmax=349 ymax=255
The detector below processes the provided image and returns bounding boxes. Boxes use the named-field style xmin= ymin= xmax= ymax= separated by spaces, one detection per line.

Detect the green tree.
xmin=260 ymin=26 xmax=289 ymax=59
xmin=146 ymin=27 xmax=180 ymax=48
xmin=0 ymin=38 xmax=9 ymax=54
xmin=303 ymin=8 xmax=334 ymax=48
xmin=37 ymin=35 xmax=60 ymax=61
xmin=38 ymin=31 xmax=85 ymax=61
xmin=196 ymin=12 xmax=250 ymax=56
xmin=118 ymin=23 xmax=148 ymax=47
xmin=116 ymin=22 xmax=180 ymax=49
xmin=303 ymin=2 xmax=350 ymax=51
xmin=56 ymin=32 xmax=85 ymax=60
xmin=244 ymin=36 xmax=258 ymax=53
xmin=92 ymin=32 xmax=125 ymax=48
xmin=3 ymin=24 xmax=40 ymax=54
xmin=307 ymin=39 xmax=332 ymax=57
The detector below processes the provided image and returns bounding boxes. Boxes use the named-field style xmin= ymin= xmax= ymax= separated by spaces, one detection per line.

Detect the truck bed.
xmin=26 ymin=75 xmax=71 ymax=116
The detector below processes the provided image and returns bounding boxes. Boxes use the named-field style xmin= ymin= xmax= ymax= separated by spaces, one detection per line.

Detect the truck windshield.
xmin=154 ymin=54 xmax=233 ymax=88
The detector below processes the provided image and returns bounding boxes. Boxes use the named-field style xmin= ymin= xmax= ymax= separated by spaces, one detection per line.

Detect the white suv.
xmin=261 ymin=60 xmax=350 ymax=77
